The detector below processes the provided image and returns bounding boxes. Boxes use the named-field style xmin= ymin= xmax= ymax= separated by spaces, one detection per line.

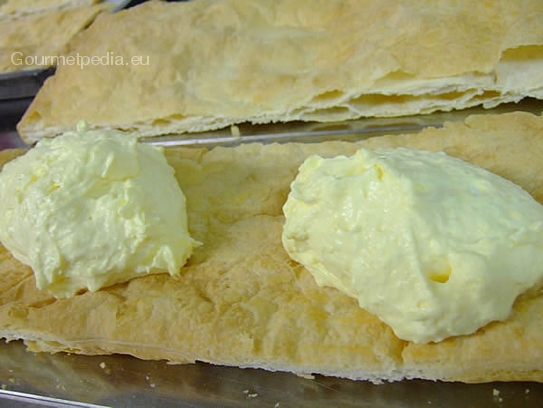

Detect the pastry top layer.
xmin=17 ymin=0 xmax=543 ymax=142
xmin=0 ymin=0 xmax=99 ymax=22
xmin=0 ymin=2 xmax=108 ymax=72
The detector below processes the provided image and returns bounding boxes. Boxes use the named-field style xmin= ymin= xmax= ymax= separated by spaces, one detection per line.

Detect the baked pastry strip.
xmin=17 ymin=0 xmax=543 ymax=142
xmin=1 ymin=111 xmax=543 ymax=383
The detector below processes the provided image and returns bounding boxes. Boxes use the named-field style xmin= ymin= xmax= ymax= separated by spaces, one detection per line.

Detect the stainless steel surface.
xmin=0 ymin=130 xmax=27 ymax=150
xmin=1 ymin=103 xmax=543 ymax=407
xmin=0 ymin=68 xmax=55 ymax=102
xmin=1 ymin=340 xmax=542 ymax=408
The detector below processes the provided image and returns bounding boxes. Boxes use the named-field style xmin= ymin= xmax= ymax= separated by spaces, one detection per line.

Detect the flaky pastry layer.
xmin=17 ymin=0 xmax=543 ymax=142
xmin=2 ymin=111 xmax=543 ymax=383
xmin=0 ymin=0 xmax=99 ymax=22
xmin=0 ymin=2 xmax=108 ymax=73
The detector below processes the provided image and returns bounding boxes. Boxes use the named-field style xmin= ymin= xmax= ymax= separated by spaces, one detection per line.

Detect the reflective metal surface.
xmin=1 ymin=340 xmax=543 ymax=408
xmin=0 ymin=68 xmax=55 ymax=101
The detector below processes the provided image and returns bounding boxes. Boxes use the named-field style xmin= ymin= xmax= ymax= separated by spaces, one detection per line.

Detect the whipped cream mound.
xmin=0 ymin=122 xmax=199 ymax=298
xmin=282 ymin=147 xmax=543 ymax=343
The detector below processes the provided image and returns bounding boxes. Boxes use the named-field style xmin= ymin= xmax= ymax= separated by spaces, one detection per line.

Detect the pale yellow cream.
xmin=0 ymin=122 xmax=199 ymax=298
xmin=282 ymin=147 xmax=543 ymax=343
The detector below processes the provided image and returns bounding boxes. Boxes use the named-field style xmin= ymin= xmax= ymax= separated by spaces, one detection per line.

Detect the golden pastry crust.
xmin=2 ymin=111 xmax=543 ymax=383
xmin=0 ymin=3 xmax=108 ymax=73
xmin=16 ymin=0 xmax=543 ymax=142
xmin=0 ymin=0 xmax=99 ymax=22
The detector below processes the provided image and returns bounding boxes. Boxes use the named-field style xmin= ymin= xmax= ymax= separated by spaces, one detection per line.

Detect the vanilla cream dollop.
xmin=0 ymin=123 xmax=199 ymax=298
xmin=282 ymin=147 xmax=543 ymax=343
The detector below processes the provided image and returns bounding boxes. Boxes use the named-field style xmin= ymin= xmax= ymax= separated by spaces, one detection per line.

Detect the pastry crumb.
xmin=296 ymin=372 xmax=315 ymax=380
xmin=99 ymin=361 xmax=111 ymax=374
xmin=230 ymin=125 xmax=241 ymax=139
xmin=492 ymin=389 xmax=503 ymax=402
xmin=145 ymin=375 xmax=155 ymax=388
xmin=243 ymin=389 xmax=258 ymax=398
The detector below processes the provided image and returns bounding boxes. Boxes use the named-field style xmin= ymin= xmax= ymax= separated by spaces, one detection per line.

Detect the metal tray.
xmin=0 ymin=68 xmax=55 ymax=102
xmin=1 ymin=103 xmax=543 ymax=407
xmin=1 ymin=340 xmax=542 ymax=408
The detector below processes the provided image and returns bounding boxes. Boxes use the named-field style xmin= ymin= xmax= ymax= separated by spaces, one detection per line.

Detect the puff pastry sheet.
xmin=17 ymin=0 xmax=543 ymax=142
xmin=0 ymin=0 xmax=99 ymax=22
xmin=0 ymin=2 xmax=108 ymax=73
xmin=2 ymin=111 xmax=543 ymax=383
